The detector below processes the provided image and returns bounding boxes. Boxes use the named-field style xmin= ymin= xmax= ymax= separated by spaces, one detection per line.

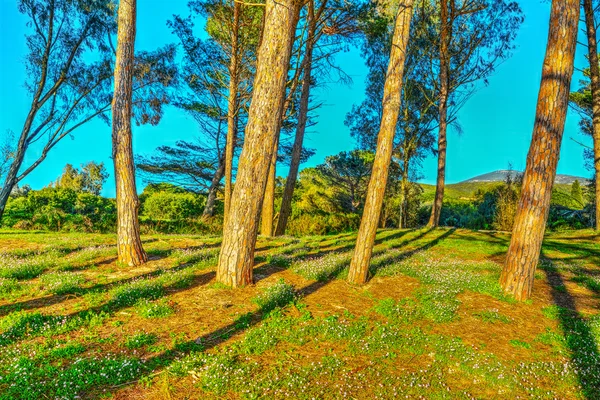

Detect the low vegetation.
xmin=0 ymin=228 xmax=597 ymax=399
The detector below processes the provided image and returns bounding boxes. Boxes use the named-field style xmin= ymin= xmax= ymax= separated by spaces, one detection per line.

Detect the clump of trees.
xmin=3 ymin=0 xmax=595 ymax=303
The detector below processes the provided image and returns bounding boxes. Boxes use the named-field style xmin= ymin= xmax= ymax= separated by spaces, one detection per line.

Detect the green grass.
xmin=0 ymin=229 xmax=598 ymax=399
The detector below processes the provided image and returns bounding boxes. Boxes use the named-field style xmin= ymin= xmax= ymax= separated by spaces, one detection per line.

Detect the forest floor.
xmin=0 ymin=228 xmax=599 ymax=399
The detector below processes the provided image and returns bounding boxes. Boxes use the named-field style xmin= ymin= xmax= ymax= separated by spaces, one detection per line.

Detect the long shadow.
xmin=373 ymin=229 xmax=413 ymax=246
xmin=115 ymin=271 xmax=340 ymax=396
xmin=369 ymin=228 xmax=456 ymax=276
xmin=541 ymin=259 xmax=600 ymax=398
xmin=0 ymin=259 xmax=208 ymax=318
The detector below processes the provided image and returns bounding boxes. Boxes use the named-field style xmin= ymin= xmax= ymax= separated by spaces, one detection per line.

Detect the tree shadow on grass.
xmin=0 ymin=260 xmax=211 ymax=318
xmin=118 ymin=274 xmax=340 ymax=395
xmin=369 ymin=228 xmax=456 ymax=276
xmin=541 ymin=259 xmax=600 ymax=399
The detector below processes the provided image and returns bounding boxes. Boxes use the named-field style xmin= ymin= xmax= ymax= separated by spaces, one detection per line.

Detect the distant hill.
xmin=461 ymin=170 xmax=590 ymax=185
xmin=420 ymin=170 xmax=591 ymax=204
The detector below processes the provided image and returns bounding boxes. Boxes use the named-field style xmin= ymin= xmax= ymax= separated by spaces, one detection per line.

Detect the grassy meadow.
xmin=0 ymin=228 xmax=598 ymax=399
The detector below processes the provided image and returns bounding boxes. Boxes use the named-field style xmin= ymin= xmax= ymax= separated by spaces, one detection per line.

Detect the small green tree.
xmin=571 ymin=179 xmax=584 ymax=208
xmin=54 ymin=162 xmax=108 ymax=195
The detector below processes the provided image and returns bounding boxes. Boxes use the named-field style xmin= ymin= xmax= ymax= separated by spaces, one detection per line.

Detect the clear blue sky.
xmin=0 ymin=0 xmax=593 ymax=198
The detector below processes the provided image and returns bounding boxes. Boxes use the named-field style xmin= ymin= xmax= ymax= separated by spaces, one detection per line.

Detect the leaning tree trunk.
xmin=203 ymin=156 xmax=225 ymax=219
xmin=217 ymin=0 xmax=301 ymax=287
xmin=112 ymin=0 xmax=147 ymax=267
xmin=0 ymin=143 xmax=27 ymax=220
xmin=500 ymin=0 xmax=579 ymax=301
xmin=348 ymin=0 xmax=415 ymax=285
xmin=428 ymin=0 xmax=451 ymax=228
xmin=261 ymin=135 xmax=279 ymax=236
xmin=275 ymin=2 xmax=317 ymax=237
xmin=583 ymin=0 xmax=600 ymax=231
xmin=224 ymin=0 xmax=241 ymax=226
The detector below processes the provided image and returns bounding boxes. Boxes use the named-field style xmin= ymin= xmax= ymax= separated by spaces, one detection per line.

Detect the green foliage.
xmin=53 ymin=162 xmax=108 ymax=195
xmin=0 ymin=278 xmax=21 ymax=296
xmin=253 ymin=279 xmax=296 ymax=313
xmin=109 ymin=280 xmax=165 ymax=308
xmin=292 ymin=252 xmax=351 ymax=281
xmin=135 ymin=299 xmax=176 ymax=319
xmin=473 ymin=309 xmax=512 ymax=324
xmin=571 ymin=180 xmax=584 ymax=208
xmin=142 ymin=191 xmax=205 ymax=220
xmin=0 ymin=354 xmax=143 ymax=400
xmin=124 ymin=332 xmax=158 ymax=349
xmin=0 ymin=252 xmax=57 ymax=280
xmin=2 ymin=187 xmax=116 ymax=232
xmin=40 ymin=272 xmax=85 ymax=295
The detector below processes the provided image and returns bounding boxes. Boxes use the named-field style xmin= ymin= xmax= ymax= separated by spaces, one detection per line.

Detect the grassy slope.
xmin=0 ymin=229 xmax=598 ymax=399
xmin=421 ymin=182 xmax=574 ymax=203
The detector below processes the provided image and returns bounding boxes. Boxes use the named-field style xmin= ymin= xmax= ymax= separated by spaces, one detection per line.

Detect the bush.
xmin=2 ymin=187 xmax=116 ymax=232
xmin=286 ymin=212 xmax=360 ymax=236
xmin=142 ymin=192 xmax=205 ymax=220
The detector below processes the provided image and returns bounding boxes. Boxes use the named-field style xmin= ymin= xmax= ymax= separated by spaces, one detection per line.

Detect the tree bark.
xmin=217 ymin=0 xmax=301 ymax=287
xmin=500 ymin=0 xmax=579 ymax=301
xmin=112 ymin=0 xmax=147 ymax=267
xmin=428 ymin=0 xmax=451 ymax=228
xmin=583 ymin=0 xmax=600 ymax=231
xmin=348 ymin=0 xmax=415 ymax=285
xmin=261 ymin=135 xmax=278 ymax=236
xmin=275 ymin=2 xmax=317 ymax=237
xmin=0 ymin=142 xmax=27 ymax=220
xmin=202 ymin=155 xmax=225 ymax=219
xmin=223 ymin=0 xmax=241 ymax=226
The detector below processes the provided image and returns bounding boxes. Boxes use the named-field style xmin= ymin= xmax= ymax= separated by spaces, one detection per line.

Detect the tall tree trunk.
xmin=112 ymin=0 xmax=147 ymax=267
xmin=261 ymin=135 xmax=278 ymax=236
xmin=217 ymin=0 xmax=301 ymax=287
xmin=500 ymin=0 xmax=579 ymax=301
xmin=275 ymin=2 xmax=317 ymax=237
xmin=224 ymin=0 xmax=241 ymax=226
xmin=583 ymin=0 xmax=600 ymax=231
xmin=428 ymin=0 xmax=451 ymax=228
xmin=348 ymin=0 xmax=415 ymax=285
xmin=203 ymin=156 xmax=225 ymax=219
xmin=0 ymin=144 xmax=27 ymax=220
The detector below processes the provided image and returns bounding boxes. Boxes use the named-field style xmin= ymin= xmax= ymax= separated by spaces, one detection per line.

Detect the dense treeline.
xmin=2 ymin=161 xmax=592 ymax=234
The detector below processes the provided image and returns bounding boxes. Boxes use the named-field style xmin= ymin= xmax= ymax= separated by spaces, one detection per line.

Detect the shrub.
xmin=142 ymin=192 xmax=205 ymax=220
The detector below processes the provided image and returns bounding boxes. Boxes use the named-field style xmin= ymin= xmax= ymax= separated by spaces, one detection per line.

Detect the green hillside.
xmin=420 ymin=182 xmax=576 ymax=204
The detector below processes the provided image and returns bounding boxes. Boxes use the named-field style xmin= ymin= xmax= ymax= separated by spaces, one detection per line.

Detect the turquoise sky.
xmin=0 ymin=0 xmax=594 ymax=197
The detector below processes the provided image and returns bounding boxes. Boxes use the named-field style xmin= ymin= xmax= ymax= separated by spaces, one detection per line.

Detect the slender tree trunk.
xmin=583 ymin=0 xmax=600 ymax=231
xmin=112 ymin=0 xmax=147 ymax=267
xmin=261 ymin=135 xmax=278 ymax=236
xmin=428 ymin=0 xmax=451 ymax=228
xmin=275 ymin=4 xmax=317 ymax=237
xmin=0 ymin=144 xmax=27 ymax=220
xmin=348 ymin=0 xmax=415 ymax=285
xmin=217 ymin=0 xmax=301 ymax=287
xmin=224 ymin=1 xmax=241 ymax=226
xmin=203 ymin=156 xmax=225 ymax=219
xmin=500 ymin=0 xmax=579 ymax=301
